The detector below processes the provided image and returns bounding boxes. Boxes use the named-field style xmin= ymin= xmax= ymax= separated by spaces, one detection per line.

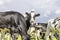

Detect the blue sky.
xmin=0 ymin=0 xmax=60 ymax=23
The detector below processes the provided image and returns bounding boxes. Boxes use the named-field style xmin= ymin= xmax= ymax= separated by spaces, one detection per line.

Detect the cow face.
xmin=30 ymin=11 xmax=40 ymax=25
xmin=24 ymin=11 xmax=40 ymax=25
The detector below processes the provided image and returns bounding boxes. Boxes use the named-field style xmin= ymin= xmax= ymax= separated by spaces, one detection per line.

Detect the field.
xmin=0 ymin=28 xmax=58 ymax=40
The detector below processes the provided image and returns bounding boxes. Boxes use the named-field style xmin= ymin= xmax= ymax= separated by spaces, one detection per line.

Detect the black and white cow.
xmin=27 ymin=23 xmax=47 ymax=39
xmin=0 ymin=11 xmax=30 ymax=40
xmin=34 ymin=23 xmax=47 ymax=39
xmin=23 ymin=11 xmax=40 ymax=30
xmin=45 ymin=17 xmax=60 ymax=40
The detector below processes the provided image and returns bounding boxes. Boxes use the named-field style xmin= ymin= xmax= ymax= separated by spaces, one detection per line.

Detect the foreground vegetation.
xmin=0 ymin=28 xmax=59 ymax=40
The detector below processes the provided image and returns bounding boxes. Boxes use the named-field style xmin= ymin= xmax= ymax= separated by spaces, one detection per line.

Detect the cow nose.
xmin=30 ymin=20 xmax=34 ymax=25
xmin=31 ymin=21 xmax=34 ymax=23
xmin=30 ymin=19 xmax=34 ymax=22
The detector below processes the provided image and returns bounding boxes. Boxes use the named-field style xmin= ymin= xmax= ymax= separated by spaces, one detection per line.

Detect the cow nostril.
xmin=30 ymin=21 xmax=34 ymax=25
xmin=30 ymin=21 xmax=34 ymax=23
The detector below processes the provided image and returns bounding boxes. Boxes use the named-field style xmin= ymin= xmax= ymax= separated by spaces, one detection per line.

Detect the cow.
xmin=23 ymin=11 xmax=40 ymax=30
xmin=44 ymin=19 xmax=56 ymax=40
xmin=35 ymin=23 xmax=47 ymax=39
xmin=45 ymin=17 xmax=60 ymax=40
xmin=27 ymin=23 xmax=47 ymax=40
xmin=0 ymin=11 xmax=30 ymax=40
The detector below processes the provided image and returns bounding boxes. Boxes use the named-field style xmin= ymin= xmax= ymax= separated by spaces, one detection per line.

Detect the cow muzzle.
xmin=30 ymin=19 xmax=34 ymax=25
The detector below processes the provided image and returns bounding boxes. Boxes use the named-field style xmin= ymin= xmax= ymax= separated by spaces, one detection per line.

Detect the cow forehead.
xmin=30 ymin=12 xmax=36 ymax=17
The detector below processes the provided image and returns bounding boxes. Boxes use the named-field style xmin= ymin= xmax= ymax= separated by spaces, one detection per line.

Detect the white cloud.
xmin=0 ymin=0 xmax=4 ymax=5
xmin=25 ymin=0 xmax=59 ymax=18
xmin=55 ymin=9 xmax=60 ymax=14
xmin=5 ymin=0 xmax=11 ymax=3
xmin=0 ymin=0 xmax=11 ymax=5
xmin=43 ymin=10 xmax=51 ymax=17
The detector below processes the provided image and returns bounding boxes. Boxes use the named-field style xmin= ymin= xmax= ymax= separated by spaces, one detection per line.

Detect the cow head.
xmin=25 ymin=11 xmax=40 ymax=25
xmin=23 ymin=11 xmax=40 ymax=30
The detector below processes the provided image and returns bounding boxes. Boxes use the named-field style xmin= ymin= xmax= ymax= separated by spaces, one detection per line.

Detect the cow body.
xmin=45 ymin=18 xmax=60 ymax=40
xmin=0 ymin=11 xmax=29 ymax=40
xmin=27 ymin=23 xmax=47 ymax=40
xmin=35 ymin=23 xmax=47 ymax=39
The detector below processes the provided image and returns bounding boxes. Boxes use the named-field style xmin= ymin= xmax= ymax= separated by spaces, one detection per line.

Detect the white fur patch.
xmin=30 ymin=12 xmax=36 ymax=24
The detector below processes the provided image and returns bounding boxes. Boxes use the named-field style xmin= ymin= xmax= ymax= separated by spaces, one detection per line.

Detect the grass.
xmin=0 ymin=28 xmax=58 ymax=40
xmin=0 ymin=28 xmax=22 ymax=40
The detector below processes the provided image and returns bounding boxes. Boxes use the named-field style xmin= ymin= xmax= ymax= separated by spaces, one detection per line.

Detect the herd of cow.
xmin=0 ymin=10 xmax=60 ymax=40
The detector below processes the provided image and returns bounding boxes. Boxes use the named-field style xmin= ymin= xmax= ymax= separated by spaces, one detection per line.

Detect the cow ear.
xmin=35 ymin=14 xmax=40 ymax=17
xmin=25 ymin=12 xmax=29 ymax=15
